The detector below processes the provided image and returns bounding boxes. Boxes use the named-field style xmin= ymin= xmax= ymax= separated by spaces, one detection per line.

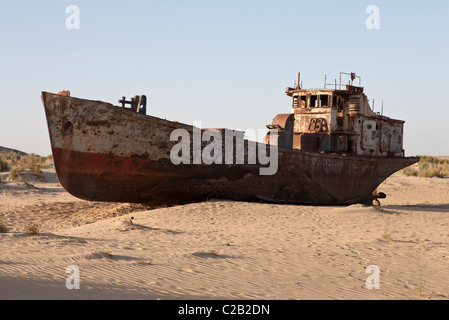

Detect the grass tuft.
xmin=4 ymin=153 xmax=52 ymax=181
xmin=0 ymin=155 xmax=9 ymax=172
xmin=25 ymin=223 xmax=40 ymax=235
xmin=0 ymin=220 xmax=9 ymax=233
xmin=402 ymin=156 xmax=449 ymax=178
xmin=101 ymin=251 xmax=113 ymax=258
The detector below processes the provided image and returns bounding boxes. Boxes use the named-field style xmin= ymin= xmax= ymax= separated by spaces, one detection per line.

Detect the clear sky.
xmin=1 ymin=0 xmax=448 ymax=156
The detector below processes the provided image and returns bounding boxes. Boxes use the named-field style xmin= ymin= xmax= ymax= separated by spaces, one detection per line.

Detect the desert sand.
xmin=1 ymin=168 xmax=448 ymax=300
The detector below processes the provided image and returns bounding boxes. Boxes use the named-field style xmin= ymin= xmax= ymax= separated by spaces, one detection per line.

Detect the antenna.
xmin=381 ymin=101 xmax=384 ymax=116
xmin=297 ymin=72 xmax=301 ymax=89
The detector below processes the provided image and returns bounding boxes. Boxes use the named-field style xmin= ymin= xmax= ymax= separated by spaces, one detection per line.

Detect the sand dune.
xmin=1 ymin=169 xmax=448 ymax=300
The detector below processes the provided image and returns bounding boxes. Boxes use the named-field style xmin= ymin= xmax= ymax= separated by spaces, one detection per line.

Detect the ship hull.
xmin=42 ymin=92 xmax=419 ymax=205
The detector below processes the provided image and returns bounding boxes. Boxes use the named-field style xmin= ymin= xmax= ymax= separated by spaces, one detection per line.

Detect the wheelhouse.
xmin=266 ymin=72 xmax=405 ymax=158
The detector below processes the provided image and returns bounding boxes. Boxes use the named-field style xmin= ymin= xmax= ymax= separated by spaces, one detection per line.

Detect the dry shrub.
xmin=0 ymin=220 xmax=9 ymax=233
xmin=402 ymin=166 xmax=418 ymax=177
xmin=0 ymin=155 xmax=9 ymax=172
xmin=9 ymin=167 xmax=25 ymax=181
xmin=25 ymin=223 xmax=40 ymax=235
xmin=402 ymin=156 xmax=449 ymax=178
xmin=8 ymin=154 xmax=47 ymax=181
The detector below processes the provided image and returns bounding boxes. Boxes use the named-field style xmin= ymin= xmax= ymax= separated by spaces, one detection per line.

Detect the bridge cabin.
xmin=266 ymin=73 xmax=405 ymax=158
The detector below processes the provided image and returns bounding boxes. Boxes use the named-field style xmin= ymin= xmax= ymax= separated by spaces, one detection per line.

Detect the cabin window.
xmin=310 ymin=95 xmax=318 ymax=108
xmin=292 ymin=96 xmax=299 ymax=109
xmin=300 ymin=96 xmax=307 ymax=108
xmin=320 ymin=95 xmax=329 ymax=108
xmin=333 ymin=96 xmax=344 ymax=112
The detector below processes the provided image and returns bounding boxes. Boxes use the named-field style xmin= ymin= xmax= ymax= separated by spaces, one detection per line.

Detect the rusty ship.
xmin=42 ymin=72 xmax=419 ymax=206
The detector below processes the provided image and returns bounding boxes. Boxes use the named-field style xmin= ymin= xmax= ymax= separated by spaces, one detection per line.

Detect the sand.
xmin=1 ymin=168 xmax=448 ymax=300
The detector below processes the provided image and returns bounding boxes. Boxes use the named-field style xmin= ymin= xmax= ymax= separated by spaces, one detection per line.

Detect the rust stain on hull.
xmin=41 ymin=74 xmax=419 ymax=206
